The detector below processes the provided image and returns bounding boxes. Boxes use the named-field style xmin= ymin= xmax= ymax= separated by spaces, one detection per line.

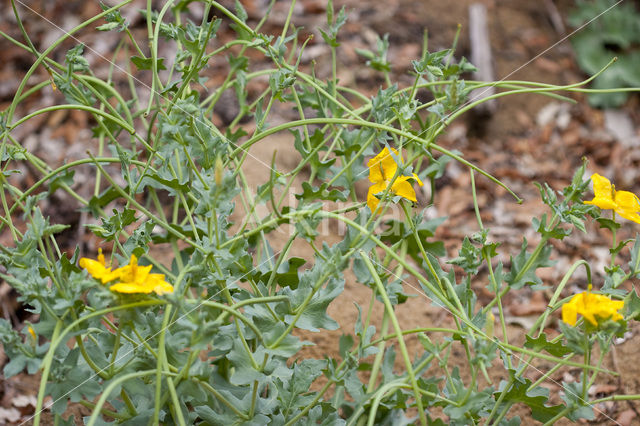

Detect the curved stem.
xmin=86 ymin=370 xmax=160 ymax=426
xmin=359 ymin=252 xmax=426 ymax=425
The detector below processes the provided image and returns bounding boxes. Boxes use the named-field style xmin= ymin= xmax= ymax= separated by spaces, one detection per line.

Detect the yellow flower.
xmin=584 ymin=173 xmax=640 ymax=224
xmin=27 ymin=325 xmax=36 ymax=340
xmin=109 ymin=255 xmax=174 ymax=295
xmin=80 ymin=252 xmax=173 ymax=295
xmin=367 ymin=147 xmax=423 ymax=212
xmin=79 ymin=249 xmax=120 ymax=284
xmin=562 ymin=287 xmax=624 ymax=326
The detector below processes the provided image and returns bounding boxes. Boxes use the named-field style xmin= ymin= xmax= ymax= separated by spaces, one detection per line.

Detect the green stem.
xmin=153 ymin=304 xmax=174 ymax=425
xmin=87 ymin=370 xmax=161 ymax=426
xmin=3 ymin=0 xmax=134 ymax=133
xmin=229 ymin=117 xmax=519 ymax=201
xmin=33 ymin=300 xmax=164 ymax=426
xmin=7 ymin=104 xmax=135 ymax=135
xmin=77 ymin=399 xmax=129 ymax=421
xmin=359 ymin=252 xmax=427 ymax=426
xmin=367 ymin=309 xmax=389 ymax=392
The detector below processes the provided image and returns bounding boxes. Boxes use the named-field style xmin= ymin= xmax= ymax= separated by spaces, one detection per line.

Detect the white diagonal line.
xmin=351 ymin=0 xmax=626 ymax=181
xmin=9 ymin=0 xmax=628 ymax=424
xmin=11 ymin=0 xmax=279 ymax=178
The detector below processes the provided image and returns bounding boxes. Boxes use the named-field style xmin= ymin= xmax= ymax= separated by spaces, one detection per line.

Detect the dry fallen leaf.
xmin=588 ymin=383 xmax=618 ymax=396
xmin=616 ymin=409 xmax=636 ymax=426
xmin=0 ymin=407 xmax=21 ymax=423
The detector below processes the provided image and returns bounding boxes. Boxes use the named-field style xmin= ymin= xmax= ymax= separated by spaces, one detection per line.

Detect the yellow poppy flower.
xmin=79 ymin=249 xmax=120 ymax=284
xmin=109 ymin=255 xmax=173 ymax=295
xmin=584 ymin=173 xmax=640 ymax=224
xmin=562 ymin=287 xmax=624 ymax=326
xmin=80 ymin=252 xmax=173 ymax=295
xmin=367 ymin=147 xmax=423 ymax=212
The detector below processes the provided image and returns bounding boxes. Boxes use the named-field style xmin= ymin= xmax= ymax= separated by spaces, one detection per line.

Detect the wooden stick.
xmin=469 ymin=3 xmax=497 ymax=114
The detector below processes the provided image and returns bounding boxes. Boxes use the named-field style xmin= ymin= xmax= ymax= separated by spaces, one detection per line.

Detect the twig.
xmin=469 ymin=3 xmax=497 ymax=114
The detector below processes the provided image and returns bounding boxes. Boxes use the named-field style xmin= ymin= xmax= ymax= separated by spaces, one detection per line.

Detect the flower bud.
xmin=486 ymin=311 xmax=495 ymax=339
xmin=215 ymin=156 xmax=224 ymax=186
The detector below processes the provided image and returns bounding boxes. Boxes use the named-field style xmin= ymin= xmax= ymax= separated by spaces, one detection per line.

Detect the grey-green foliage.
xmin=569 ymin=0 xmax=640 ymax=107
xmin=0 ymin=0 xmax=634 ymax=425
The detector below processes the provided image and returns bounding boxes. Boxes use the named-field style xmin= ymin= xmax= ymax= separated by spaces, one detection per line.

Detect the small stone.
xmin=604 ymin=109 xmax=637 ymax=147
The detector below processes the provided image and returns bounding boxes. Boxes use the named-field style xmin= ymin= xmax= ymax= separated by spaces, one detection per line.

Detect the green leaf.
xmin=234 ymin=0 xmax=248 ymax=22
xmin=524 ymin=333 xmax=572 ymax=357
xmin=596 ymin=217 xmax=621 ymax=233
xmin=380 ymin=216 xmax=447 ymax=263
xmin=559 ymin=321 xmax=587 ymax=355
xmin=47 ymin=356 xmax=102 ymax=414
xmin=624 ymin=287 xmax=640 ymax=321
xmin=412 ymin=48 xmax=452 ymax=80
xmin=227 ymin=341 xmax=267 ymax=386
xmin=568 ymin=0 xmax=640 ymax=106
xmin=443 ymin=368 xmax=493 ymax=424
xmin=1 ymin=144 xmax=26 ymax=161
xmin=339 ymin=334 xmax=354 ymax=359
xmin=86 ymin=208 xmax=137 ymax=240
xmin=291 ymin=129 xmax=336 ymax=177
xmin=122 ymin=220 xmax=155 ymax=258
xmin=354 ymin=304 xmax=377 ymax=358
xmin=47 ymin=169 xmax=75 ymax=196
xmin=283 ymin=276 xmax=344 ymax=332
xmin=99 ymin=1 xmax=127 ymax=31
xmin=252 ymin=251 xmax=306 ymax=289
xmin=561 ymin=381 xmax=595 ymax=421
xmin=275 ymin=359 xmax=324 ymax=419
xmin=494 ymin=375 xmax=564 ymax=423
xmin=42 ymin=224 xmax=71 ymax=238
xmin=3 ymin=354 xmax=27 ymax=378
xmin=320 ymin=4 xmax=346 ymax=47
xmin=96 ymin=22 xmax=121 ymax=31
xmin=448 ymin=236 xmax=482 ymax=274
xmin=295 ymin=182 xmax=347 ymax=203
xmin=355 ymin=34 xmax=390 ymax=72
xmin=506 ymin=238 xmax=554 ymax=290
xmin=628 ymin=235 xmax=640 ymax=278
xmin=65 ymin=44 xmax=90 ymax=73
xmin=130 ymin=55 xmax=166 ymax=71
xmin=532 ymin=214 xmax=571 ymax=240
xmin=138 ymin=169 xmax=191 ymax=195
xmin=282 ymin=244 xmax=346 ymax=331
xmin=381 ymin=344 xmax=396 ymax=382
xmin=601 ymin=265 xmax=627 ymax=296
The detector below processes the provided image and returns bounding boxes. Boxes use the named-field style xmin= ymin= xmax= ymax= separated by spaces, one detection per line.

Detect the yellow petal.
xmin=116 ymin=255 xmax=152 ymax=285
xmin=148 ymin=274 xmax=174 ymax=295
xmin=367 ymin=181 xmax=387 ymax=212
xmin=584 ymin=173 xmax=616 ymax=210
xmin=614 ymin=191 xmax=640 ymax=224
xmin=591 ymin=174 xmax=615 ymax=200
xmin=79 ymin=257 xmax=120 ymax=283
xmin=615 ymin=191 xmax=640 ymax=211
xmin=391 ymin=177 xmax=418 ymax=202
xmin=563 ymin=290 xmax=625 ymax=327
xmin=109 ymin=282 xmax=153 ymax=294
xmin=561 ymin=295 xmax=580 ymax=326
xmin=584 ymin=196 xmax=617 ymax=210
xmin=367 ymin=147 xmax=399 ymax=183
xmin=590 ymin=295 xmax=624 ymax=322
